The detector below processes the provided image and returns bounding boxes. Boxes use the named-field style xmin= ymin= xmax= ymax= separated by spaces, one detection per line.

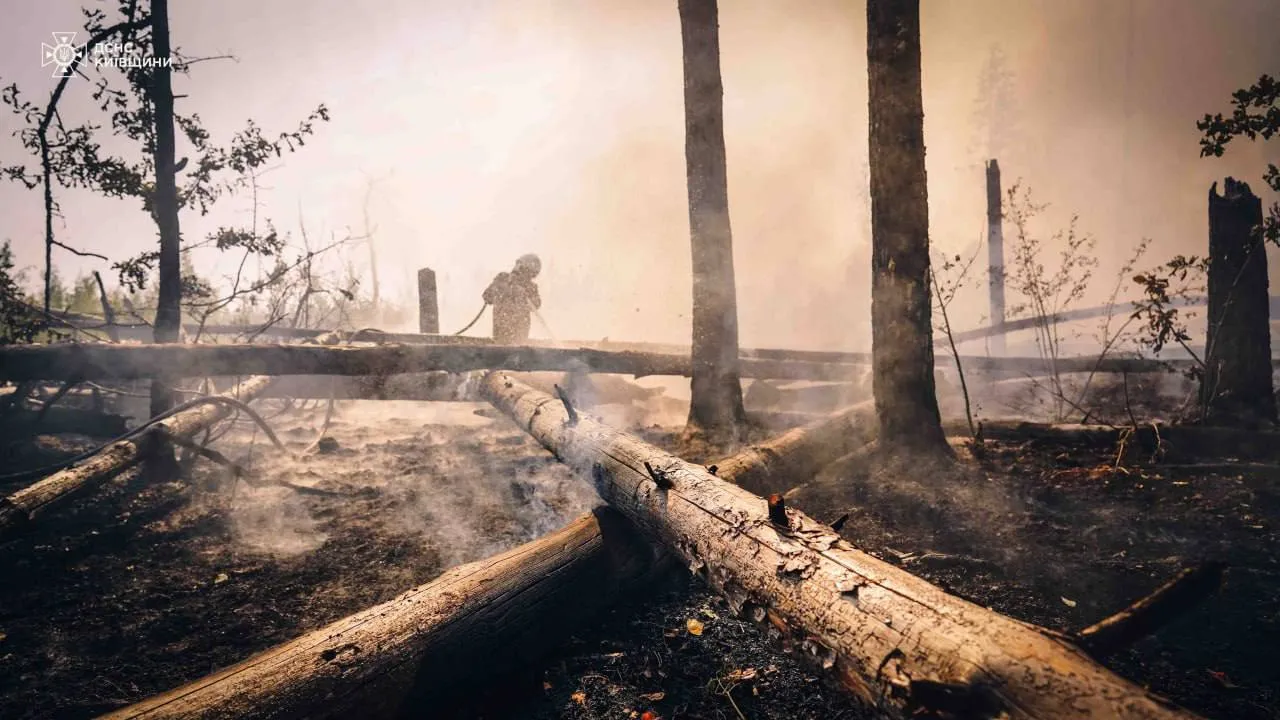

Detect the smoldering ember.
xmin=0 ymin=2 xmax=1277 ymax=719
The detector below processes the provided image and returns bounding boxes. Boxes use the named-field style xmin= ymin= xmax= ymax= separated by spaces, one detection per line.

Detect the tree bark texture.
xmin=866 ymin=0 xmax=949 ymax=453
xmin=679 ymin=0 xmax=747 ymax=440
xmin=478 ymin=372 xmax=1200 ymax=719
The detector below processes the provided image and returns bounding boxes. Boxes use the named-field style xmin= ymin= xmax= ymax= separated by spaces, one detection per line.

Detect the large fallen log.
xmin=0 ymin=375 xmax=274 ymax=538
xmin=41 ymin=314 xmax=1226 ymax=376
xmin=104 ymin=508 xmax=663 ymax=720
xmin=0 ymin=342 xmax=861 ymax=383
xmin=480 ymin=373 xmax=1200 ymax=719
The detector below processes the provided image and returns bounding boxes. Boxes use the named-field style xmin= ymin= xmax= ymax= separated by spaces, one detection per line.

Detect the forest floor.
xmin=0 ymin=387 xmax=1276 ymax=720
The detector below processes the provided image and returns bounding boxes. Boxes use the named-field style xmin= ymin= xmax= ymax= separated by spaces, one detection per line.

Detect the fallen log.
xmin=0 ymin=342 xmax=861 ymax=383
xmin=479 ymin=373 xmax=1200 ymax=719
xmin=104 ymin=508 xmax=664 ymax=720
xmin=47 ymin=315 xmax=1224 ymax=376
xmin=716 ymin=401 xmax=878 ymax=496
xmin=0 ymin=375 xmax=274 ymax=538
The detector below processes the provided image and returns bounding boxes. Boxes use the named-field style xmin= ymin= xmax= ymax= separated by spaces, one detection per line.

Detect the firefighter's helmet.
xmin=514 ymin=253 xmax=541 ymax=276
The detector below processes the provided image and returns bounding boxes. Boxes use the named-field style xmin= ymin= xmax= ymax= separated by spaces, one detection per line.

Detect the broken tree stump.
xmin=417 ymin=267 xmax=440 ymax=335
xmin=480 ymin=372 xmax=1201 ymax=719
xmin=0 ymin=375 xmax=274 ymax=539
xmin=104 ymin=508 xmax=663 ymax=720
xmin=1202 ymin=178 xmax=1277 ymax=426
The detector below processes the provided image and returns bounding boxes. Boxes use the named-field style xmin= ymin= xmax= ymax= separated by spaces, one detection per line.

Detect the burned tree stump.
xmin=1202 ymin=178 xmax=1277 ymax=427
xmin=480 ymin=372 xmax=1202 ymax=719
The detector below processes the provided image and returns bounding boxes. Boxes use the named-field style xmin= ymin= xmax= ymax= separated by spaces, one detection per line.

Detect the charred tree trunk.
xmin=986 ymin=159 xmax=1006 ymax=356
xmin=103 ymin=509 xmax=664 ymax=720
xmin=479 ymin=373 xmax=1201 ymax=720
xmin=1202 ymin=178 xmax=1276 ymax=427
xmin=417 ymin=268 xmax=439 ymax=334
xmin=679 ymin=0 xmax=747 ymax=443
xmin=149 ymin=0 xmax=182 ymax=416
xmin=866 ymin=0 xmax=949 ymax=455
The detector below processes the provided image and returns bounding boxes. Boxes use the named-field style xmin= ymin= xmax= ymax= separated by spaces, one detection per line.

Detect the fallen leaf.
xmin=571 ymin=690 xmax=587 ymax=706
xmin=213 ymin=573 xmax=229 ymax=585
xmin=641 ymin=712 xmax=659 ymax=720
xmin=701 ymin=607 xmax=719 ymax=620
xmin=686 ymin=618 xmax=704 ymax=636
xmin=1061 ymin=597 xmax=1077 ymax=607
xmin=640 ymin=691 xmax=665 ymax=701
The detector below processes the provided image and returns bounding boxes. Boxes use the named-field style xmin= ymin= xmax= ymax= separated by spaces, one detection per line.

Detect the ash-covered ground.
xmin=0 ymin=375 xmax=1276 ymax=720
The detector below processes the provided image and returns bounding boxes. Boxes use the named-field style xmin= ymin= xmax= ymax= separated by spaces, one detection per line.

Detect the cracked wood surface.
xmin=480 ymin=371 xmax=1202 ymax=720
xmin=102 ymin=509 xmax=660 ymax=720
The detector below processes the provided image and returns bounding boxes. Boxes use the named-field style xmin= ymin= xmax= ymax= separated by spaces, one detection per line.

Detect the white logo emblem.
xmin=41 ymin=32 xmax=84 ymax=78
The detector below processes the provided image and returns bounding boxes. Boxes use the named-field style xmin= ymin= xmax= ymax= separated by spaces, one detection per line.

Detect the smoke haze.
xmin=1 ymin=0 xmax=1276 ymax=349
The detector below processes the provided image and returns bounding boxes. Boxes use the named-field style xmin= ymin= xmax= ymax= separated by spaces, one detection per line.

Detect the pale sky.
xmin=1 ymin=0 xmax=1277 ymax=349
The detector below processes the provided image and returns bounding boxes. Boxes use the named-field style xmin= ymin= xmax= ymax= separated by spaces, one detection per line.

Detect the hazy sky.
xmin=1 ymin=0 xmax=1277 ymax=349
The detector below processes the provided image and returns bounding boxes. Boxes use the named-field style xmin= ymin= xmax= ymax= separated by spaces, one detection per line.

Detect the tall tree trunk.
xmin=866 ymin=0 xmax=950 ymax=454
xmin=1201 ymin=178 xmax=1276 ymax=427
xmin=149 ymin=0 xmax=181 ymax=416
xmin=679 ymin=0 xmax=746 ymax=443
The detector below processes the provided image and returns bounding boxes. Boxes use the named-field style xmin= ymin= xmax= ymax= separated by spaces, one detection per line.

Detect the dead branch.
xmin=1077 ymin=562 xmax=1227 ymax=658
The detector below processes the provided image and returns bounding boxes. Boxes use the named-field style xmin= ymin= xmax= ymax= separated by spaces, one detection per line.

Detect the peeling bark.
xmin=480 ymin=372 xmax=1201 ymax=720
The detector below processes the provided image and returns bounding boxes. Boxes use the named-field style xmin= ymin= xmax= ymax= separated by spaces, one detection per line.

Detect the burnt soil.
xmin=1 ymin=400 xmax=1277 ymax=720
